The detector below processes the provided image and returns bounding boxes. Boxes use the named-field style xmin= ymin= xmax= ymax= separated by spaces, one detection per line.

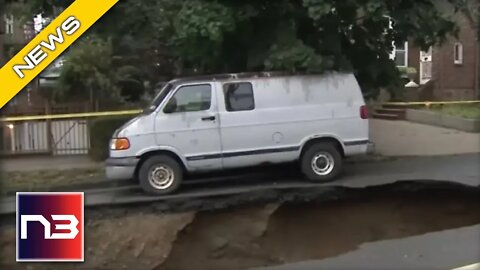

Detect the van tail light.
xmin=360 ymin=105 xmax=368 ymax=119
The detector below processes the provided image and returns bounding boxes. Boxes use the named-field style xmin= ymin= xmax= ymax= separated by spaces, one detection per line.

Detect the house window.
xmin=23 ymin=23 xmax=35 ymax=41
xmin=223 ymin=82 xmax=255 ymax=112
xmin=393 ymin=41 xmax=408 ymax=67
xmin=386 ymin=17 xmax=408 ymax=67
xmin=4 ymin=14 xmax=14 ymax=34
xmin=454 ymin=42 xmax=463 ymax=65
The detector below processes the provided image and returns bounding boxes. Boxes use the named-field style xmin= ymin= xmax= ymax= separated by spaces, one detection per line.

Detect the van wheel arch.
xmin=134 ymin=150 xmax=187 ymax=181
xmin=300 ymin=137 xmax=345 ymax=160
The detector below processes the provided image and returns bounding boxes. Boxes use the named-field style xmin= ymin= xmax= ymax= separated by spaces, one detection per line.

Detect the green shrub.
xmin=429 ymin=104 xmax=480 ymax=120
xmin=88 ymin=116 xmax=135 ymax=161
xmin=397 ymin=66 xmax=417 ymax=79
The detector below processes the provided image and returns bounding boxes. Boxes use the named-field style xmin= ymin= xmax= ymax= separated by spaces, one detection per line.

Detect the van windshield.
xmin=143 ymin=83 xmax=173 ymax=114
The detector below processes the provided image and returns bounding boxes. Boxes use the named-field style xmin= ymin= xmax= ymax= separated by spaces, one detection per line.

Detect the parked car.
xmin=106 ymin=72 xmax=374 ymax=195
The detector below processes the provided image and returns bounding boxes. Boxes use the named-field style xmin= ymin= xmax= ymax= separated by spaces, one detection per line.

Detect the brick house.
xmin=392 ymin=8 xmax=479 ymax=101
xmin=0 ymin=10 xmax=6 ymax=67
xmin=0 ymin=7 xmax=47 ymax=115
xmin=0 ymin=17 xmax=5 ymax=67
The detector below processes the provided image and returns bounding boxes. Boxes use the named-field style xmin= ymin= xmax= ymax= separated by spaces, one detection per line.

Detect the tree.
xmin=104 ymin=0 xmax=462 ymax=98
xmin=23 ymin=0 xmax=465 ymax=99
xmin=56 ymin=36 xmax=121 ymax=108
xmin=115 ymin=65 xmax=146 ymax=102
xmin=457 ymin=0 xmax=479 ymax=37
xmin=0 ymin=0 xmax=6 ymax=13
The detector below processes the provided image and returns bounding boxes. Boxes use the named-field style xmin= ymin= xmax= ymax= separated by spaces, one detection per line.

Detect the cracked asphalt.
xmin=1 ymin=153 xmax=479 ymax=215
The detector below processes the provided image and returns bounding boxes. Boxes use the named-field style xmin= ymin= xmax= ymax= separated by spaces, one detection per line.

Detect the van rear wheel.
xmin=301 ymin=142 xmax=343 ymax=182
xmin=138 ymin=155 xmax=182 ymax=195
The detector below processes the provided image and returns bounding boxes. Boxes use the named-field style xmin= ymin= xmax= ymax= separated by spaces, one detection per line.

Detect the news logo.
xmin=16 ymin=192 xmax=84 ymax=262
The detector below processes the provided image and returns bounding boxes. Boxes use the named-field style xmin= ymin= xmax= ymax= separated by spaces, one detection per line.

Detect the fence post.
xmin=45 ymin=101 xmax=54 ymax=155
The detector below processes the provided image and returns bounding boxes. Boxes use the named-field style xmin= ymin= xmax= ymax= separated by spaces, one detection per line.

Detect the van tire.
xmin=301 ymin=142 xmax=343 ymax=182
xmin=138 ymin=155 xmax=183 ymax=195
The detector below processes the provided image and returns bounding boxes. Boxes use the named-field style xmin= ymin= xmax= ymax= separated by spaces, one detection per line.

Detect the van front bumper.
xmin=105 ymin=157 xmax=139 ymax=181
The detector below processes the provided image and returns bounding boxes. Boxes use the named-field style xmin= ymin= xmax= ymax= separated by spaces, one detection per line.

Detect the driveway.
xmin=370 ymin=119 xmax=480 ymax=156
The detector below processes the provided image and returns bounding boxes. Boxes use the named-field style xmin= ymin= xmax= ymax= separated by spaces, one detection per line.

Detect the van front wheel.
xmin=138 ymin=155 xmax=182 ymax=195
xmin=301 ymin=143 xmax=343 ymax=182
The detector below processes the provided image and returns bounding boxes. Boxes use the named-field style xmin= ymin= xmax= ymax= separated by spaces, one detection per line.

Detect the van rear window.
xmin=223 ymin=82 xmax=255 ymax=112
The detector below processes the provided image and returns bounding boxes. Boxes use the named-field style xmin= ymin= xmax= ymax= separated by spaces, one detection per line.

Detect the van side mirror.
xmin=163 ymin=98 xmax=177 ymax=114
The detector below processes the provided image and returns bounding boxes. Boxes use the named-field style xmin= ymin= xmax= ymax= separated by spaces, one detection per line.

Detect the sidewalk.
xmin=1 ymin=155 xmax=101 ymax=172
xmin=371 ymin=119 xmax=480 ymax=156
xmin=1 ymin=119 xmax=479 ymax=172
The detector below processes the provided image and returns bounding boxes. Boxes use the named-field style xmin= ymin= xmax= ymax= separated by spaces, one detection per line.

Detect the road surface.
xmin=1 ymin=153 xmax=478 ymax=214
xmin=1 ymin=153 xmax=479 ymax=269
xmin=253 ymin=224 xmax=480 ymax=270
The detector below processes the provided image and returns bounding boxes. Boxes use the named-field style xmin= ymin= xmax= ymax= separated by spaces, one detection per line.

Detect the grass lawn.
xmin=430 ymin=104 xmax=480 ymax=120
xmin=2 ymin=167 xmax=105 ymax=195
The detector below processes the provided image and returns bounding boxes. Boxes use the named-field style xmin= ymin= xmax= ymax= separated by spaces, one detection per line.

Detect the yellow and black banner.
xmin=0 ymin=0 xmax=119 ymax=109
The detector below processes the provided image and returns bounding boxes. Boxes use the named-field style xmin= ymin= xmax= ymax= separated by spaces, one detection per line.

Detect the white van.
xmin=106 ymin=72 xmax=374 ymax=195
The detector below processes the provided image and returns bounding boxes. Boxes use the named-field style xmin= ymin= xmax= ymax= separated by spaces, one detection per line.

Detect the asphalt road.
xmin=252 ymin=224 xmax=480 ymax=270
xmin=1 ymin=153 xmax=479 ymax=215
xmin=246 ymin=153 xmax=480 ymax=270
xmin=1 ymin=153 xmax=479 ymax=269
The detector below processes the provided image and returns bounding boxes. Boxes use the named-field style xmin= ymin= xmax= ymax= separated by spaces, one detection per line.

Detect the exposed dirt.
xmin=0 ymin=211 xmax=195 ymax=270
xmin=160 ymin=190 xmax=480 ymax=270
xmin=1 ymin=186 xmax=479 ymax=270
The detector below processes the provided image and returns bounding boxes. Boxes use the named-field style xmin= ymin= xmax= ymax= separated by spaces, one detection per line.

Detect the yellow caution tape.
xmin=379 ymin=100 xmax=480 ymax=106
xmin=0 ymin=0 xmax=119 ymax=109
xmin=0 ymin=109 xmax=142 ymax=122
xmin=2 ymin=99 xmax=480 ymax=122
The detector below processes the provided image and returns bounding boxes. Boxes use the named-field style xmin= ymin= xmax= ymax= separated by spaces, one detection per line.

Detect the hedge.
xmin=88 ymin=115 xmax=134 ymax=161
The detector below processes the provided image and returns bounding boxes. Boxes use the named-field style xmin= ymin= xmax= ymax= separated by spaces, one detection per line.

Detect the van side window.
xmin=164 ymin=84 xmax=211 ymax=113
xmin=223 ymin=82 xmax=255 ymax=112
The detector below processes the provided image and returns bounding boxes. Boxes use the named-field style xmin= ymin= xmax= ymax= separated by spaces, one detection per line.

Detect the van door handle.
xmin=201 ymin=116 xmax=216 ymax=121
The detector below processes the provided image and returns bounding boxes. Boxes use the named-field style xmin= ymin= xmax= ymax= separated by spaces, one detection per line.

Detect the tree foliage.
xmin=0 ymin=0 xmax=6 ymax=13
xmin=460 ymin=0 xmax=479 ymax=39
xmin=23 ymin=0 xmax=466 ymax=99
xmin=56 ymin=36 xmax=121 ymax=103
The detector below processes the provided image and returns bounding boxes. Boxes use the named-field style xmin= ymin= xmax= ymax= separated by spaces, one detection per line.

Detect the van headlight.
xmin=110 ymin=138 xmax=130 ymax=150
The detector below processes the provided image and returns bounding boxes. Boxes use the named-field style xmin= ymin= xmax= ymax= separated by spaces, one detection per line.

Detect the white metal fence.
xmin=1 ymin=109 xmax=141 ymax=156
xmin=1 ymin=119 xmax=90 ymax=155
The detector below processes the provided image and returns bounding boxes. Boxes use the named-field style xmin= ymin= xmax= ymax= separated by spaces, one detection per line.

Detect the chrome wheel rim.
xmin=311 ymin=152 xmax=335 ymax=176
xmin=148 ymin=164 xmax=175 ymax=190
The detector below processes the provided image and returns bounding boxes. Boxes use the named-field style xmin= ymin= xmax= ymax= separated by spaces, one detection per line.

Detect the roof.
xmin=168 ymin=71 xmax=336 ymax=85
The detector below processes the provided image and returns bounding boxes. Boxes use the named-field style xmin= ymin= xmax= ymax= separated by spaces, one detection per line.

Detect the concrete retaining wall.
xmin=406 ymin=109 xmax=480 ymax=133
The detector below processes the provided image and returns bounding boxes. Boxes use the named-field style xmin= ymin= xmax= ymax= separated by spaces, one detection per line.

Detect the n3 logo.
xmin=20 ymin=215 xmax=79 ymax=240
xmin=16 ymin=192 xmax=84 ymax=262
